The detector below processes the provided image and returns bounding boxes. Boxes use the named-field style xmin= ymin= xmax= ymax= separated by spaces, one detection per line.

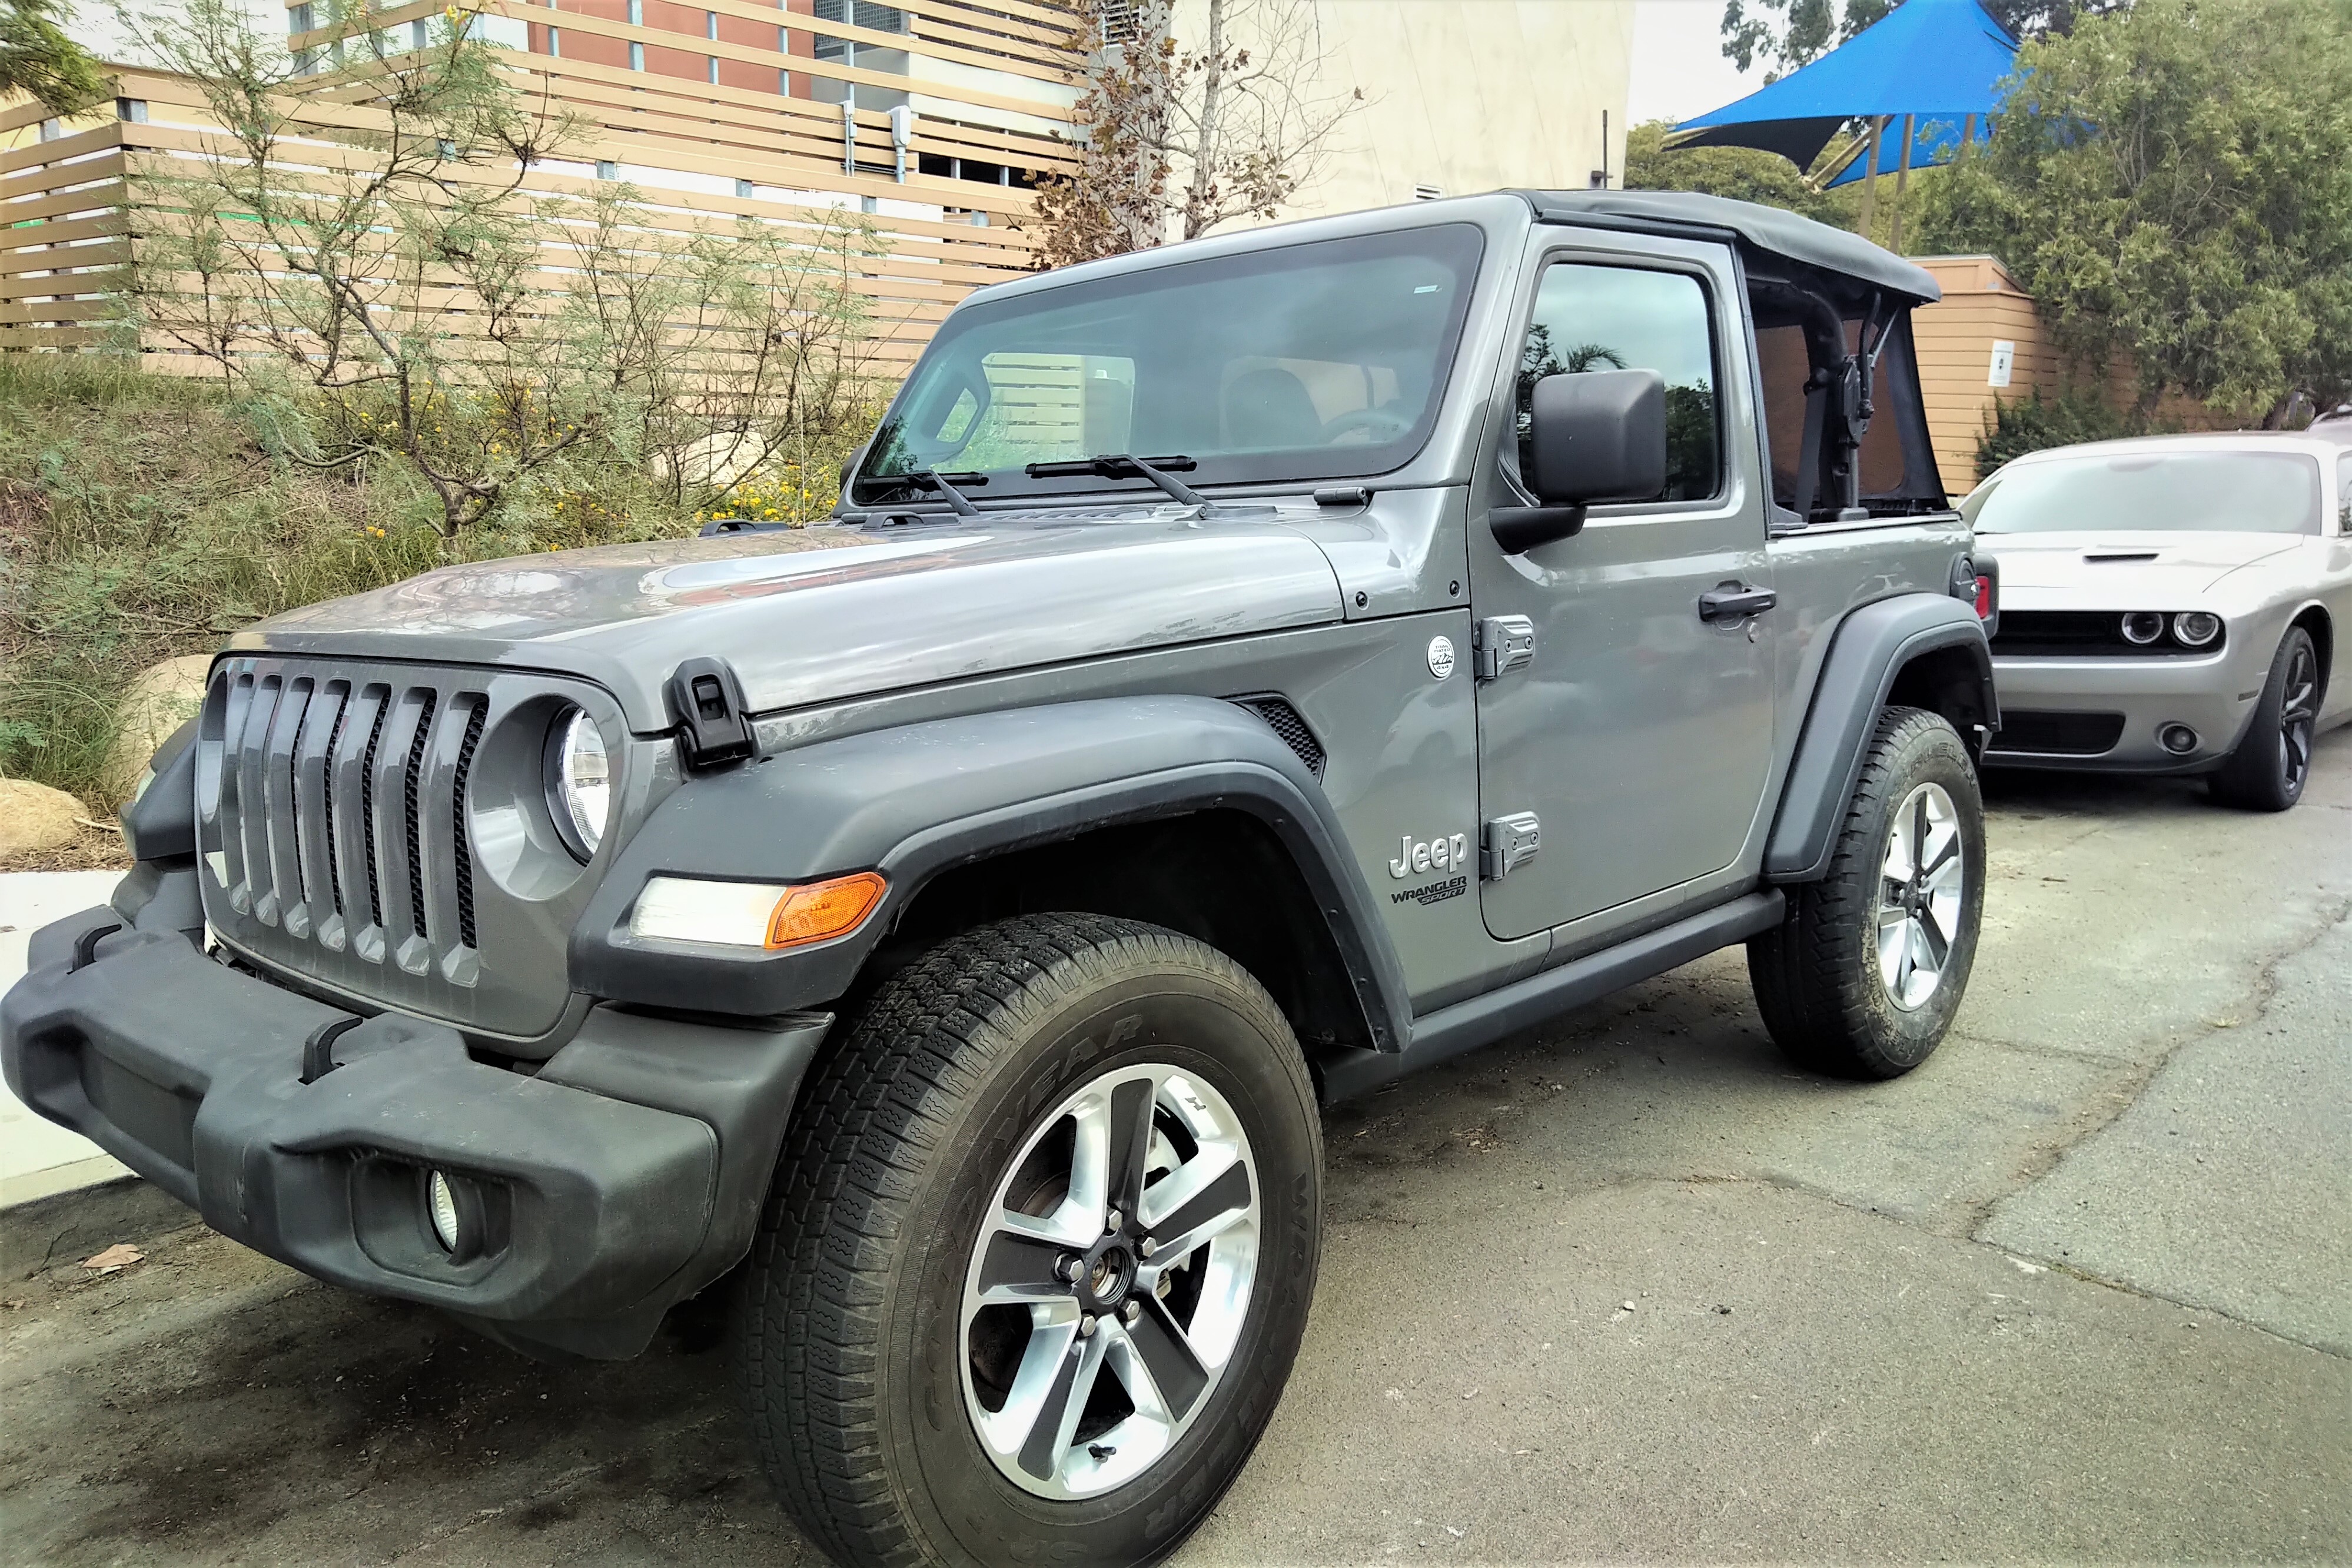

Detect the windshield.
xmin=853 ymin=224 xmax=1485 ymax=504
xmin=1964 ymin=449 xmax=2321 ymax=535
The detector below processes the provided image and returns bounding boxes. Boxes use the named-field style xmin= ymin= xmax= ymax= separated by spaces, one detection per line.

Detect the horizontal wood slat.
xmin=6 ymin=51 xmax=1048 ymax=379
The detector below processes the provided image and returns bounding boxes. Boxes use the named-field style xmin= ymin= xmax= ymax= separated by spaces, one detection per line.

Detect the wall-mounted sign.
xmin=1988 ymin=340 xmax=2016 ymax=389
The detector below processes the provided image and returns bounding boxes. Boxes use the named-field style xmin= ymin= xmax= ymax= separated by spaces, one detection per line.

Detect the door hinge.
xmin=1474 ymin=615 xmax=1537 ymax=681
xmin=1481 ymin=812 xmax=1541 ymax=880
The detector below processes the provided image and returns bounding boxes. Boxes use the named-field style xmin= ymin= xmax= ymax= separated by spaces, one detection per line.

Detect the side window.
xmin=2338 ymin=454 xmax=2351 ymax=534
xmin=1517 ymin=263 xmax=1720 ymax=502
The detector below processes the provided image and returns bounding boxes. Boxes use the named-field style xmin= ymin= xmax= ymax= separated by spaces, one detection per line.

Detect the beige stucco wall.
xmin=1168 ymin=0 xmax=1635 ymax=227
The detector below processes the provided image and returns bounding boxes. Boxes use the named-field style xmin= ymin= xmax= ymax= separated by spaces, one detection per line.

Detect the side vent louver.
xmin=1233 ymin=696 xmax=1326 ymax=780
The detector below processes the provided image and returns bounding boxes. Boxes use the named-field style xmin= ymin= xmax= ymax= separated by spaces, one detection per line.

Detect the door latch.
xmin=1698 ymin=584 xmax=1778 ymax=623
xmin=1474 ymin=615 xmax=1537 ymax=681
xmin=1481 ymin=812 xmax=1542 ymax=881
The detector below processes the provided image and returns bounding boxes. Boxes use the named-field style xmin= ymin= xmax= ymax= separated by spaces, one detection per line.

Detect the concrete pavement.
xmin=2 ymin=732 xmax=2347 ymax=1564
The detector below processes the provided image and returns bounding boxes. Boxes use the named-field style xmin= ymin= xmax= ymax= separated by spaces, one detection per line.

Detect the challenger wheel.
xmin=2210 ymin=626 xmax=2320 ymax=812
xmin=736 ymin=913 xmax=1321 ymax=1568
xmin=1748 ymin=706 xmax=1985 ymax=1079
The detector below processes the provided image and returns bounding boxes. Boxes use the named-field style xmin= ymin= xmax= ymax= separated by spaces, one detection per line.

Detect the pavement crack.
xmin=1958 ymin=897 xmax=2352 ymax=1245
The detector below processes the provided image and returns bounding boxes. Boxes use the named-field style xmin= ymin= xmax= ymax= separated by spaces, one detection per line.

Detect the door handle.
xmin=1699 ymin=584 xmax=1777 ymax=622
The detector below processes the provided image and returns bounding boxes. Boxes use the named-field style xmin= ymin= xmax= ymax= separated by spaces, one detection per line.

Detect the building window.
xmin=629 ymin=39 xmax=644 ymax=69
xmin=596 ymin=160 xmax=618 ymax=180
xmin=290 ymin=2 xmax=314 ymax=32
xmin=1097 ymin=0 xmax=1139 ymax=44
xmin=706 ymin=9 xmax=718 ymax=38
xmin=411 ymin=18 xmax=427 ymax=49
xmin=626 ymin=0 xmax=641 ymax=21
xmin=708 ymin=57 xmax=720 ymax=83
xmin=38 ymin=118 xmax=62 ymax=142
xmin=547 ymin=26 xmax=560 ymax=55
xmin=115 ymin=98 xmax=148 ymax=123
xmin=736 ymin=177 xmax=756 ymax=198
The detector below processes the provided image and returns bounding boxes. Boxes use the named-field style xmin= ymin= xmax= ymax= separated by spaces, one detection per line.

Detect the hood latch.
xmin=667 ymin=656 xmax=755 ymax=770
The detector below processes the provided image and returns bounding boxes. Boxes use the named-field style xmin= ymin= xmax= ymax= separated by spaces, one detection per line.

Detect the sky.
xmin=1629 ymin=0 xmax=1768 ymax=128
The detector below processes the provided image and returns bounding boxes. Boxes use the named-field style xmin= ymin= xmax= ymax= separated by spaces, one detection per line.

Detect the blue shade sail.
xmin=1672 ymin=0 xmax=2019 ymax=174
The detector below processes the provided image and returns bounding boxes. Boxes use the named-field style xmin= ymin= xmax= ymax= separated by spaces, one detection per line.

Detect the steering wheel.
xmin=1320 ymin=406 xmax=1415 ymax=444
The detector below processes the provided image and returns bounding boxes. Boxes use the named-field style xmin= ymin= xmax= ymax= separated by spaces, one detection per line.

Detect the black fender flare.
xmin=1765 ymin=593 xmax=1996 ymax=882
xmin=570 ymin=696 xmax=1412 ymax=1052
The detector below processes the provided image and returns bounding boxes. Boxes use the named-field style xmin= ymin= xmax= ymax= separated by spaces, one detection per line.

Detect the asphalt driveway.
xmin=5 ymin=732 xmax=2347 ymax=1566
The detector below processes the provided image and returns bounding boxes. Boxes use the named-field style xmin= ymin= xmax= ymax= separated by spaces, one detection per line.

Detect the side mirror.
xmin=1492 ymin=368 xmax=1669 ymax=554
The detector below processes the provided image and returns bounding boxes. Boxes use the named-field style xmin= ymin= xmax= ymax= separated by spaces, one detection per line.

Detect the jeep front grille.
xmin=196 ymin=655 xmax=628 ymax=1045
xmin=208 ymin=669 xmax=482 ymax=978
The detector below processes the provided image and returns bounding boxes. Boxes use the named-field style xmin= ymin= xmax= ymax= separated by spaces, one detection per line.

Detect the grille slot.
xmin=1234 ymin=696 xmax=1326 ymax=780
xmin=403 ymin=690 xmax=437 ymax=944
xmin=1988 ymin=710 xmax=2127 ymax=756
xmin=451 ymin=701 xmax=487 ymax=951
xmin=356 ymin=695 xmax=389 ymax=931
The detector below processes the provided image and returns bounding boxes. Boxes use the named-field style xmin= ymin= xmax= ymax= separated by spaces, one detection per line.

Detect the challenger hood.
xmin=237 ymin=509 xmax=1346 ymax=727
xmin=1978 ymin=530 xmax=2304 ymax=605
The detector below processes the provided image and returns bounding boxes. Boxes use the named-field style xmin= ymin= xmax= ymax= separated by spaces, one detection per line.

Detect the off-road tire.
xmin=735 ymin=913 xmax=1321 ymax=1568
xmin=2210 ymin=625 xmax=2321 ymax=812
xmin=1748 ymin=706 xmax=1985 ymax=1079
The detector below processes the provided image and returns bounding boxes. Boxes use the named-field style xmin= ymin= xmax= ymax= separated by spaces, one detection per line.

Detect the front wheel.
xmin=1748 ymin=706 xmax=1986 ymax=1079
xmin=736 ymin=913 xmax=1321 ymax=1568
xmin=2210 ymin=626 xmax=2320 ymax=812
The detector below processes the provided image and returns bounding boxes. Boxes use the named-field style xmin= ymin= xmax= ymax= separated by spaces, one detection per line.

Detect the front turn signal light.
xmin=630 ymin=871 xmax=886 ymax=950
xmin=766 ymin=872 xmax=888 ymax=951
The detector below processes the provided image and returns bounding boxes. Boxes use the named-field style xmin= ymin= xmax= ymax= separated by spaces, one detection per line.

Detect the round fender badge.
xmin=1426 ymin=635 xmax=1456 ymax=680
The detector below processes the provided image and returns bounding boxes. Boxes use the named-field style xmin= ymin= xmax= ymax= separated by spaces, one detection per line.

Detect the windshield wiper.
xmin=1025 ymin=454 xmax=1207 ymax=508
xmin=904 ymin=469 xmax=984 ymax=516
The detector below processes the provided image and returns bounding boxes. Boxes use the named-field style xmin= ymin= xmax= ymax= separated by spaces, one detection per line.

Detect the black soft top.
xmin=1513 ymin=190 xmax=1941 ymax=305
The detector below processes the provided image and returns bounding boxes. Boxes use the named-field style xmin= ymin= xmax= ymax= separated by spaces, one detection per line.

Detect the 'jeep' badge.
xmin=1426 ymin=636 xmax=1456 ymax=680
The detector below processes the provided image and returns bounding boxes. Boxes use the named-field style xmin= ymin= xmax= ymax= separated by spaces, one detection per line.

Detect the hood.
xmin=236 ymin=508 xmax=1345 ymax=727
xmin=1976 ymin=530 xmax=2304 ymax=605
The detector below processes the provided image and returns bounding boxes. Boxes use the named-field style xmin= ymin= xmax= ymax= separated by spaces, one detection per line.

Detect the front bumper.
xmin=1986 ymin=651 xmax=2262 ymax=773
xmin=2 ymin=906 xmax=828 ymax=1359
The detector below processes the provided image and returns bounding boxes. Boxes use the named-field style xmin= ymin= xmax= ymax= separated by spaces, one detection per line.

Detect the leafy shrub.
xmin=1974 ymin=387 xmax=2156 ymax=482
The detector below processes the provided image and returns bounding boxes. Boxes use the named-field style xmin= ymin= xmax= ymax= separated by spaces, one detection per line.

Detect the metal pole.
xmin=1857 ymin=114 xmax=1886 ymax=242
xmin=841 ymin=97 xmax=856 ymax=175
xmin=1889 ymin=114 xmax=1914 ymax=254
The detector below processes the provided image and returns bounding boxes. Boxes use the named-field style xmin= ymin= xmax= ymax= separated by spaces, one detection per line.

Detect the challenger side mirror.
xmin=1491 ymin=368 xmax=1669 ymax=554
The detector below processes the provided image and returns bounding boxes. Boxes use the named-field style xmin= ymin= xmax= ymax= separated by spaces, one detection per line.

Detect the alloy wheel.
xmin=2278 ymin=640 xmax=2318 ymax=793
xmin=1876 ymin=781 xmax=1966 ymax=1011
xmin=960 ymin=1063 xmax=1260 ymax=1500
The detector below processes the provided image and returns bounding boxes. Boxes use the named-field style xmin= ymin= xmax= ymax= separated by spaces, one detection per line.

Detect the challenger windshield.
xmin=1964 ymin=450 xmax=2322 ymax=535
xmin=853 ymin=224 xmax=1485 ymax=504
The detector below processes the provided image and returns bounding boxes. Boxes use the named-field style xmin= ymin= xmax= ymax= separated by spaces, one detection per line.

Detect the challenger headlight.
xmin=2120 ymin=611 xmax=2167 ymax=646
xmin=544 ymin=706 xmax=610 ymax=861
xmin=2172 ymin=611 xmax=2222 ymax=648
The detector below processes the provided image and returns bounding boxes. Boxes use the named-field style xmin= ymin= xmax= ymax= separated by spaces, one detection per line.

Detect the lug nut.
xmin=1139 ymin=1237 xmax=1157 ymax=1258
xmin=1057 ymin=1255 xmax=1083 ymax=1283
xmin=1079 ymin=1314 xmax=1098 ymax=1337
xmin=1105 ymin=1208 xmax=1122 ymax=1233
xmin=1122 ymin=1300 xmax=1141 ymax=1326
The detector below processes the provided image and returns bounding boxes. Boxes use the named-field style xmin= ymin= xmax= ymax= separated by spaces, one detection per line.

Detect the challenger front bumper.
xmin=1986 ymin=650 xmax=2264 ymax=773
xmin=2 ymin=906 xmax=828 ymax=1360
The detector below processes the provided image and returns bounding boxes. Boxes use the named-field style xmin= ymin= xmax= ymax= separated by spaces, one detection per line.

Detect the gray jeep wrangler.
xmin=5 ymin=192 xmax=1997 ymax=1567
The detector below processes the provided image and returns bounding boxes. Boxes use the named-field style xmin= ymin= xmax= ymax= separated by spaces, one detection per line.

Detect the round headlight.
xmin=545 ymin=707 xmax=610 ymax=861
xmin=2120 ymin=611 xmax=2167 ymax=645
xmin=2172 ymin=611 xmax=2222 ymax=647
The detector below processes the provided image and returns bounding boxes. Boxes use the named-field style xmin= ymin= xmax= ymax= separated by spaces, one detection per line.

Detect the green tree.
xmin=1624 ymin=118 xmax=1856 ymax=224
xmin=0 ymin=0 xmax=108 ymax=111
xmin=1917 ymin=0 xmax=2352 ymax=423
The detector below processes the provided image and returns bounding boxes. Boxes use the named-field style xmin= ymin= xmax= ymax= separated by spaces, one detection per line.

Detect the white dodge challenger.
xmin=1966 ymin=431 xmax=2352 ymax=810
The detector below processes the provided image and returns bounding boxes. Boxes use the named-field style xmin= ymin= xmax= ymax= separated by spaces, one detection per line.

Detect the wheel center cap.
xmin=1080 ymin=1242 xmax=1135 ymax=1311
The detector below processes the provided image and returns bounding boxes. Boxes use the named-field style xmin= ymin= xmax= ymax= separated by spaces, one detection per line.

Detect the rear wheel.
xmin=1748 ymin=706 xmax=1985 ymax=1079
xmin=2210 ymin=626 xmax=2320 ymax=812
xmin=736 ymin=913 xmax=1320 ymax=1568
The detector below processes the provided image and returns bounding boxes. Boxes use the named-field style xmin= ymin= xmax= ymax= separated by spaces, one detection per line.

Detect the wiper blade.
xmin=906 ymin=469 xmax=984 ymax=516
xmin=1025 ymin=454 xmax=1207 ymax=507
